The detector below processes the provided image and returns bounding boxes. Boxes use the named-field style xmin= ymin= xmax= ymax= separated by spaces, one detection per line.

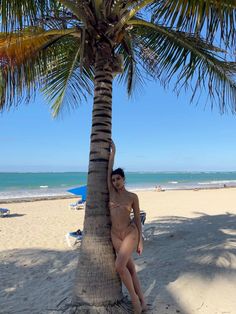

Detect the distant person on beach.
xmin=108 ymin=140 xmax=146 ymax=314
xmin=155 ymin=185 xmax=164 ymax=192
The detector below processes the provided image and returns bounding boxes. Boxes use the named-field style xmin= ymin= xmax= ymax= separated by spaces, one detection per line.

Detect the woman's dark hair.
xmin=111 ymin=167 xmax=125 ymax=179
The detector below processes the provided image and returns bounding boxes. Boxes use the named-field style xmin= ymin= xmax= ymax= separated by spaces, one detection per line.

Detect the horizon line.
xmin=1 ymin=170 xmax=236 ymax=174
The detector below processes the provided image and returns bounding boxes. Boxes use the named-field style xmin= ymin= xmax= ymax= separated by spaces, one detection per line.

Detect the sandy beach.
xmin=1 ymin=188 xmax=236 ymax=314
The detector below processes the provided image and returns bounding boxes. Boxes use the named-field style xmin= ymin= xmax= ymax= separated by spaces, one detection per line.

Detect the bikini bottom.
xmin=111 ymin=222 xmax=138 ymax=241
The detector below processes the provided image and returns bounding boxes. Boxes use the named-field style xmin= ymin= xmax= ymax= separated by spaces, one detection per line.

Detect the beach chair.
xmin=68 ymin=186 xmax=87 ymax=210
xmin=130 ymin=210 xmax=146 ymax=224
xmin=0 ymin=208 xmax=10 ymax=217
xmin=69 ymin=198 xmax=86 ymax=210
xmin=65 ymin=229 xmax=83 ymax=248
xmin=130 ymin=210 xmax=147 ymax=240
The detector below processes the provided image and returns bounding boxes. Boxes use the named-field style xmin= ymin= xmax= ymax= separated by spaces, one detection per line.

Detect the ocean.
xmin=1 ymin=171 xmax=236 ymax=201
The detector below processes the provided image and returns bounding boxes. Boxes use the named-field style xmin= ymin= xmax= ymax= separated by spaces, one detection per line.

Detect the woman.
xmin=108 ymin=140 xmax=146 ymax=314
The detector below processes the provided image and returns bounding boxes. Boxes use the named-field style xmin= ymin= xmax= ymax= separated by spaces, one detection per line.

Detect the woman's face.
xmin=111 ymin=174 xmax=125 ymax=190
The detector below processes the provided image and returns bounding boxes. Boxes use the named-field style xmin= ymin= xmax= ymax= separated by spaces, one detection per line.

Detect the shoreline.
xmin=1 ymin=186 xmax=236 ymax=204
xmin=0 ymin=194 xmax=76 ymax=204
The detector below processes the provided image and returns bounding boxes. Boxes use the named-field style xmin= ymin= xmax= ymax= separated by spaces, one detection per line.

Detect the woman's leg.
xmin=114 ymin=229 xmax=142 ymax=314
xmin=127 ymin=258 xmax=147 ymax=310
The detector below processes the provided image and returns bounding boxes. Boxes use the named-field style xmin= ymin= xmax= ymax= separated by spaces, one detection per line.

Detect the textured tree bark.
xmin=72 ymin=43 xmax=125 ymax=312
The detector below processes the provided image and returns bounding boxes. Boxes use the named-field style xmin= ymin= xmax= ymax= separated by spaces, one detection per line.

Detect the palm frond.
xmin=0 ymin=27 xmax=77 ymax=67
xmin=150 ymin=0 xmax=236 ymax=47
xmin=128 ymin=19 xmax=236 ymax=113
xmin=0 ymin=50 xmax=44 ymax=110
xmin=0 ymin=0 xmax=61 ymax=32
xmin=0 ymin=30 xmax=94 ymax=114
xmin=0 ymin=27 xmax=76 ymax=109
xmin=59 ymin=0 xmax=89 ymax=24
xmin=1 ymin=0 xmax=236 ymax=116
xmin=115 ymin=0 xmax=152 ymax=30
xmin=110 ymin=0 xmax=134 ymax=15
xmin=35 ymin=7 xmax=81 ymax=30
xmin=116 ymin=33 xmax=144 ymax=96
xmin=42 ymin=37 xmax=93 ymax=117
xmin=92 ymin=0 xmax=103 ymax=18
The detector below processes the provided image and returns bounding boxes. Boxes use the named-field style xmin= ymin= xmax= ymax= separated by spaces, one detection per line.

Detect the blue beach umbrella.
xmin=67 ymin=185 xmax=87 ymax=202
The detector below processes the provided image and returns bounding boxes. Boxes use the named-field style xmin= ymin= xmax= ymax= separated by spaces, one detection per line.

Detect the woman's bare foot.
xmin=132 ymin=294 xmax=142 ymax=314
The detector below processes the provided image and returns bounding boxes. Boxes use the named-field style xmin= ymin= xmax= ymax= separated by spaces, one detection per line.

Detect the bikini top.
xmin=109 ymin=200 xmax=132 ymax=212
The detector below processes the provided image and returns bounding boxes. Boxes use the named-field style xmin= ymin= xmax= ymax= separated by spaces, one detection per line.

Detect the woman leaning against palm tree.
xmin=0 ymin=1 xmax=236 ymax=312
xmin=108 ymin=140 xmax=147 ymax=313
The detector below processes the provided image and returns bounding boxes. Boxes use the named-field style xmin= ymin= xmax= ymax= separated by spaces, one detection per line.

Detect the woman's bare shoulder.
xmin=127 ymin=191 xmax=138 ymax=201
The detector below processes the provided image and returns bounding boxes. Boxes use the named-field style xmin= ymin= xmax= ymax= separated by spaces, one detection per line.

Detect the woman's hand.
xmin=137 ymin=239 xmax=143 ymax=256
xmin=110 ymin=139 xmax=116 ymax=155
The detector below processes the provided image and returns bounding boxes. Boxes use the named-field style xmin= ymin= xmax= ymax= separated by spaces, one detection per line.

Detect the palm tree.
xmin=0 ymin=1 xmax=236 ymax=312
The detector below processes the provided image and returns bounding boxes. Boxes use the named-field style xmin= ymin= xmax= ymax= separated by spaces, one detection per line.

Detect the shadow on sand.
xmin=3 ymin=213 xmax=25 ymax=218
xmin=136 ymin=211 xmax=236 ymax=313
xmin=1 ymin=212 xmax=236 ymax=313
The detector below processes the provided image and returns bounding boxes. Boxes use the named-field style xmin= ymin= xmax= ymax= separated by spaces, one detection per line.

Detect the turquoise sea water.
xmin=1 ymin=171 xmax=236 ymax=200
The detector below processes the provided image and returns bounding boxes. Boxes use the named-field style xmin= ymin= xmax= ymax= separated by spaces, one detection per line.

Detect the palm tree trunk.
xmin=72 ymin=43 xmax=123 ymax=310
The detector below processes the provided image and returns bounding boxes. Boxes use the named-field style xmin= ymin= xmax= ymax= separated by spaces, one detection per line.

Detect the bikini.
xmin=109 ymin=200 xmax=138 ymax=240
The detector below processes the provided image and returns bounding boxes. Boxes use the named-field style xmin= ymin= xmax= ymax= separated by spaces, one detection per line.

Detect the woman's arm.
xmin=107 ymin=140 xmax=116 ymax=192
xmin=132 ymin=193 xmax=143 ymax=255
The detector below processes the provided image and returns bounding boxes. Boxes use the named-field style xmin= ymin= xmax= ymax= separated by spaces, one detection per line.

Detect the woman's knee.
xmin=127 ymin=259 xmax=136 ymax=276
xmin=115 ymin=260 xmax=126 ymax=275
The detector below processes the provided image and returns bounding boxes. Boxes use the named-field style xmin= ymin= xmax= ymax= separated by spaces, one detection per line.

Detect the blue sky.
xmin=0 ymin=78 xmax=236 ymax=172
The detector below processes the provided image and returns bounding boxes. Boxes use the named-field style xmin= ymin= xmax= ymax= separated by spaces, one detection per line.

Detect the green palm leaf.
xmin=128 ymin=19 xmax=236 ymax=113
xmin=0 ymin=0 xmax=91 ymax=32
xmin=0 ymin=0 xmax=236 ymax=114
xmin=42 ymin=37 xmax=93 ymax=117
xmin=0 ymin=27 xmax=93 ymax=113
xmin=0 ymin=0 xmax=61 ymax=32
xmin=150 ymin=0 xmax=236 ymax=47
xmin=0 ymin=27 xmax=75 ymax=108
xmin=59 ymin=0 xmax=89 ymax=24
xmin=0 ymin=27 xmax=76 ymax=65
xmin=92 ymin=0 xmax=103 ymax=18
xmin=116 ymin=33 xmax=144 ymax=96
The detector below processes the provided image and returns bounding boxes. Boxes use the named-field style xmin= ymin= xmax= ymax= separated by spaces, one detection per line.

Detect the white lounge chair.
xmin=65 ymin=229 xmax=83 ymax=248
xmin=67 ymin=186 xmax=87 ymax=210
xmin=69 ymin=199 xmax=86 ymax=210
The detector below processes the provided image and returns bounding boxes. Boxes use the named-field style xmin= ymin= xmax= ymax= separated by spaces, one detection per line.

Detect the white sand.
xmin=1 ymin=188 xmax=236 ymax=314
